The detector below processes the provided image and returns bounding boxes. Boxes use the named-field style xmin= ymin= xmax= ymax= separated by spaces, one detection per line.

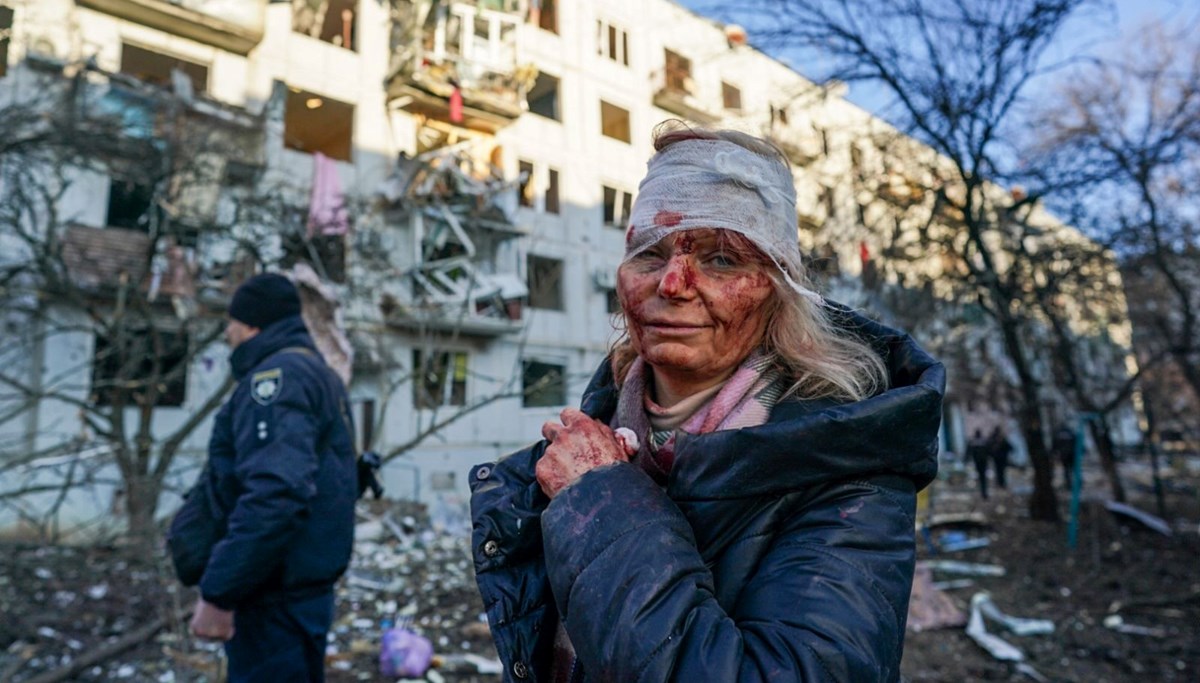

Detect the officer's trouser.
xmin=225 ymin=590 xmax=334 ymax=683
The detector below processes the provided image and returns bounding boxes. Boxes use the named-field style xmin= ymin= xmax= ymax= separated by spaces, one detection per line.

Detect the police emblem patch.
xmin=251 ymin=368 xmax=282 ymax=405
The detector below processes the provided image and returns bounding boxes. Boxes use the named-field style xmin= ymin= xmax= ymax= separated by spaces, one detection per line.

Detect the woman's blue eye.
xmin=707 ymin=253 xmax=738 ymax=268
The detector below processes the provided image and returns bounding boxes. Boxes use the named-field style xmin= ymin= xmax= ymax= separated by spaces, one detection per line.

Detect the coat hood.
xmin=579 ymin=306 xmax=945 ymax=499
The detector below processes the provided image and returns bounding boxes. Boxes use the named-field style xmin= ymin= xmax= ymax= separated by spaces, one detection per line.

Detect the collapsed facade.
xmin=0 ymin=0 xmax=1140 ymax=536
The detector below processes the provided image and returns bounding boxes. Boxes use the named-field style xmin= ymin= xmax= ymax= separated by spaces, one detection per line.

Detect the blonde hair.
xmin=610 ymin=121 xmax=889 ymax=402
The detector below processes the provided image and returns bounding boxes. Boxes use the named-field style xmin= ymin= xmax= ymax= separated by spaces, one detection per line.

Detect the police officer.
xmin=186 ymin=273 xmax=357 ymax=683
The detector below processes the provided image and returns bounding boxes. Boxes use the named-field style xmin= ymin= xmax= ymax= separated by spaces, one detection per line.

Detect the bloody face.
xmin=618 ymin=229 xmax=776 ymax=392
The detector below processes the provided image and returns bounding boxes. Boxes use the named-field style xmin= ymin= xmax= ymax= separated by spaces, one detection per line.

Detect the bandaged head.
xmin=624 ymin=137 xmax=821 ymax=304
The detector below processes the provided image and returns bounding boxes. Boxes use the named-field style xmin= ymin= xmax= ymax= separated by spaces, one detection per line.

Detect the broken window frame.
xmin=413 ymin=349 xmax=469 ymax=409
xmin=663 ymin=49 xmax=692 ymax=94
xmin=91 ymin=326 xmax=189 ymax=408
xmin=527 ymin=253 xmax=564 ymax=310
xmin=518 ymin=159 xmax=535 ymax=208
xmin=602 ymin=184 xmax=633 ymax=228
xmin=279 ymin=205 xmax=348 ymax=283
xmin=527 ymin=71 xmax=561 ymax=121
xmin=106 ymin=176 xmax=158 ymax=232
xmin=119 ymin=42 xmax=209 ymax=95
xmin=522 ymin=358 xmax=566 ymax=408
xmin=600 ymin=100 xmax=631 ymax=143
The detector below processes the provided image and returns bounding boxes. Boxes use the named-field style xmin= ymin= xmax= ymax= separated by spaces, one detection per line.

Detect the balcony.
xmin=76 ymin=0 xmax=266 ymax=55
xmin=375 ymin=143 xmax=528 ymax=337
xmin=651 ymin=67 xmax=720 ymax=125
xmin=387 ymin=259 xmax=527 ymax=337
xmin=387 ymin=1 xmax=530 ymax=132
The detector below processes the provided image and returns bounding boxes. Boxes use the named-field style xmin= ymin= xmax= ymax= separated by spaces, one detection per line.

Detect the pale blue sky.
xmin=680 ymin=0 xmax=1199 ymax=121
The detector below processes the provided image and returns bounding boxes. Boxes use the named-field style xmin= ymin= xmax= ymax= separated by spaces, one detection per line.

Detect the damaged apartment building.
xmin=0 ymin=0 xmax=1139 ymax=533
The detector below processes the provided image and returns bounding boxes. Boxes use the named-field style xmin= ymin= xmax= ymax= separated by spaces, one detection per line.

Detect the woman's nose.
xmin=657 ymin=255 xmax=695 ymax=299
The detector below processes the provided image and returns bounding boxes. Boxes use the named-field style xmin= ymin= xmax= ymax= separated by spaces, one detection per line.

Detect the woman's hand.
xmin=536 ymin=408 xmax=630 ymax=499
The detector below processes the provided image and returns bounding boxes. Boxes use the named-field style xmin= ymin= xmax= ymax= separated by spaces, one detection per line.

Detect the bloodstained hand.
xmin=536 ymin=408 xmax=629 ymax=499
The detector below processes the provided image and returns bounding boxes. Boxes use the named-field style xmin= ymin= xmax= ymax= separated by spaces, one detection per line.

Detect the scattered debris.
xmin=1015 ymin=662 xmax=1049 ymax=682
xmin=931 ymin=579 xmax=976 ymax=591
xmin=921 ymin=560 xmax=1006 ymax=577
xmin=1102 ymin=614 xmax=1166 ymax=638
xmin=381 ymin=624 xmax=434 ymax=678
xmin=972 ymin=593 xmax=1054 ymax=636
xmin=1105 ymin=500 xmax=1173 ymax=536
xmin=966 ymin=595 xmax=1025 ymax=661
xmin=928 ymin=511 xmax=989 ymax=528
xmin=0 ymin=499 xmax=501 ymax=682
xmin=964 ymin=593 xmax=1054 ymax=679
xmin=936 ymin=530 xmax=992 ymax=553
xmin=20 ymin=610 xmax=184 ymax=683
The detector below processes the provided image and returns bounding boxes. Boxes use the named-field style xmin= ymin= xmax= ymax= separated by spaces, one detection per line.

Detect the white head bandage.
xmin=624 ymin=139 xmax=822 ymax=304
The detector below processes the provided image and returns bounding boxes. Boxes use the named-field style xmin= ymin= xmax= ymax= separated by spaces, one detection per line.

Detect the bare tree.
xmin=0 ymin=59 xmax=272 ymax=546
xmin=718 ymin=0 xmax=1122 ymax=519
xmin=1033 ymin=20 xmax=1200 ymax=454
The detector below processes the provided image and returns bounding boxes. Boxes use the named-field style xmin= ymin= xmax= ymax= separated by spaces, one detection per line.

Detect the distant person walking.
xmin=1053 ymin=424 xmax=1077 ymax=490
xmin=987 ymin=426 xmax=1012 ymax=491
xmin=968 ymin=428 xmax=991 ymax=499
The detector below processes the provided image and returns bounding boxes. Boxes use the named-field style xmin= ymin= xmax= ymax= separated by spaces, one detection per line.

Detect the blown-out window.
xmin=284 ymin=87 xmax=354 ymax=162
xmin=92 ymin=328 xmax=188 ymax=407
xmin=413 ymin=349 xmax=468 ymax=409
xmin=528 ymin=72 xmax=561 ymax=120
xmin=602 ymin=185 xmax=633 ymax=228
xmin=600 ymin=101 xmax=630 ymax=143
xmin=522 ymin=359 xmax=565 ymax=407
xmin=527 ymin=254 xmax=563 ymax=310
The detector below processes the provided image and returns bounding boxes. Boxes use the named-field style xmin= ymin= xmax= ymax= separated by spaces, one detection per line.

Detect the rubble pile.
xmin=328 ymin=499 xmax=501 ymax=682
xmin=0 ymin=499 xmax=499 ymax=682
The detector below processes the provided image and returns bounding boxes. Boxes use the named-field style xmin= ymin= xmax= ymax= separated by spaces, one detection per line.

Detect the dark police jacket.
xmin=471 ymin=313 xmax=944 ymax=682
xmin=197 ymin=315 xmax=357 ymax=610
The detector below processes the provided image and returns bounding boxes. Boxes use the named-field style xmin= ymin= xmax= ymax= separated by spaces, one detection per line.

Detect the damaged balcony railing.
xmin=387 ymin=0 xmax=534 ymax=130
xmin=650 ymin=65 xmax=721 ymax=125
xmin=377 ymin=141 xmax=528 ymax=336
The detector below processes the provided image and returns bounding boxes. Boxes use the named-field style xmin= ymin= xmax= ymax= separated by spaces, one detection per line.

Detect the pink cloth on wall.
xmin=307 ymin=152 xmax=350 ymax=238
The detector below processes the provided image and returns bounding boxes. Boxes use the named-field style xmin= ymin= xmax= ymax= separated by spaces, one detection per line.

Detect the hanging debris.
xmin=374 ymin=139 xmax=528 ymax=335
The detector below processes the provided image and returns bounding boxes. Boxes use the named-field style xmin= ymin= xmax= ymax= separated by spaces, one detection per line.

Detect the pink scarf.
xmin=612 ymin=350 xmax=784 ymax=484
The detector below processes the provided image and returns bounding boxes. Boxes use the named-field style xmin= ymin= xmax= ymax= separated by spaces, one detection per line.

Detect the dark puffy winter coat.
xmin=197 ymin=315 xmax=357 ymax=610
xmin=471 ymin=314 xmax=944 ymax=682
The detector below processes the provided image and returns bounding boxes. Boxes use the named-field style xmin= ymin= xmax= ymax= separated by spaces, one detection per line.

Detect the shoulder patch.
xmin=251 ymin=368 xmax=283 ymax=405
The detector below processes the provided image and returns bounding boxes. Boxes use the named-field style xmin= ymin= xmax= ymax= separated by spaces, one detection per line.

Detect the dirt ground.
xmin=1 ymin=456 xmax=1196 ymax=682
xmin=902 ymin=455 xmax=1200 ymax=682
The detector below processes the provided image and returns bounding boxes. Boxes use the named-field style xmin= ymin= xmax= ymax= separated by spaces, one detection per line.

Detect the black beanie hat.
xmin=229 ymin=273 xmax=302 ymax=329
